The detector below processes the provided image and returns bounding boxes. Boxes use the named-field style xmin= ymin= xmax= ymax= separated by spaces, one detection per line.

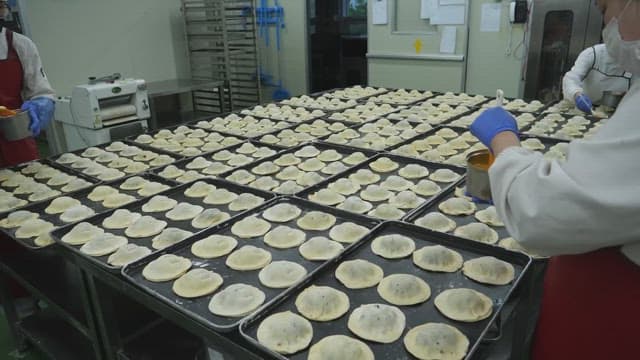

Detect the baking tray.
xmin=387 ymin=126 xmax=483 ymax=168
xmin=298 ymin=153 xmax=465 ymax=221
xmin=149 ymin=140 xmax=284 ymax=182
xmin=126 ymin=124 xmax=245 ymax=157
xmin=256 ymin=118 xmax=361 ymax=149
xmin=49 ymin=141 xmax=184 ymax=181
xmin=365 ymin=89 xmax=438 ymax=106
xmin=279 ymin=94 xmax=360 ymax=112
xmin=325 ymin=102 xmax=405 ymax=124
xmin=238 ymin=104 xmax=328 ymax=123
xmin=239 ymin=221 xmax=531 ymax=360
xmin=220 ymin=142 xmax=378 ymax=196
xmin=386 ymin=103 xmax=477 ymax=126
xmin=50 ymin=177 xmax=274 ymax=273
xmin=480 ymin=97 xmax=549 ymax=114
xmin=190 ymin=112 xmax=300 ymax=140
xmin=121 ymin=196 xmax=382 ymax=332
xmin=0 ymin=173 xmax=175 ymax=250
xmin=424 ymin=92 xmax=492 ymax=107
xmin=521 ymin=112 xmax=604 ymax=141
xmin=320 ymin=117 xmax=437 ymax=152
xmin=320 ymin=86 xmax=390 ymax=101
xmin=543 ymin=99 xmax=613 ymax=118
xmin=0 ymin=159 xmax=101 ymax=212
xmin=446 ymin=110 xmax=540 ymax=130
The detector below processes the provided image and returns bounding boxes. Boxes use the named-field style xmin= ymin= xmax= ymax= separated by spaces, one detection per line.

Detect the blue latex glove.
xmin=575 ymin=93 xmax=593 ymax=114
xmin=470 ymin=107 xmax=519 ymax=148
xmin=21 ymin=97 xmax=55 ymax=137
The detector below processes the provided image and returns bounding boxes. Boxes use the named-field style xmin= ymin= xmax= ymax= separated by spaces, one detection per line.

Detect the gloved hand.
xmin=21 ymin=97 xmax=55 ymax=137
xmin=470 ymin=107 xmax=519 ymax=148
xmin=575 ymin=93 xmax=593 ymax=114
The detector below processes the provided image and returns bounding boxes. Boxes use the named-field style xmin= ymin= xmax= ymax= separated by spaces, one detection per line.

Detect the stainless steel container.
xmin=601 ymin=91 xmax=624 ymax=109
xmin=0 ymin=111 xmax=32 ymax=141
xmin=466 ymin=149 xmax=492 ymax=202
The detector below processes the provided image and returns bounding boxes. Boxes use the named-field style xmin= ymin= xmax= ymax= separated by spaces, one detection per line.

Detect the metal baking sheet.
xmin=240 ymin=221 xmax=531 ymax=360
xmin=50 ymin=177 xmax=274 ymax=272
xmin=521 ymin=112 xmax=604 ymax=140
xmin=365 ymin=89 xmax=438 ymax=106
xmin=424 ymin=92 xmax=493 ymax=108
xmin=543 ymin=99 xmax=613 ymax=118
xmin=319 ymin=117 xmax=436 ymax=152
xmin=189 ymin=113 xmax=297 ymax=140
xmin=149 ymin=141 xmax=284 ymax=182
xmin=320 ymin=86 xmax=390 ymax=101
xmin=279 ymin=94 xmax=360 ymax=112
xmin=386 ymin=103 xmax=477 ymax=126
xmin=298 ymin=153 xmax=465 ymax=221
xmin=125 ymin=124 xmax=246 ymax=157
xmin=479 ymin=97 xmax=549 ymax=114
xmin=324 ymin=102 xmax=405 ymax=125
xmin=48 ymin=141 xmax=184 ymax=181
xmin=0 ymin=160 xmax=100 ymax=214
xmin=256 ymin=118 xmax=361 ymax=149
xmin=1 ymin=174 xmax=174 ymax=250
xmin=219 ymin=142 xmax=378 ymax=196
xmin=446 ymin=109 xmax=540 ymax=130
xmin=121 ymin=197 xmax=382 ymax=332
xmin=237 ymin=104 xmax=329 ymax=123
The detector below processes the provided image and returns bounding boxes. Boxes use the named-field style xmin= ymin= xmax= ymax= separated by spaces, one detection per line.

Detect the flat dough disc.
xmin=103 ymin=193 xmax=136 ymax=208
xmin=203 ymin=189 xmax=238 ymax=205
xmin=263 ymin=225 xmax=306 ymax=249
xmin=474 ymin=206 xmax=505 ymax=227
xmin=172 ymin=268 xmax=224 ymax=298
xmin=166 ymin=202 xmax=204 ymax=221
xmin=296 ymin=211 xmax=336 ymax=231
xmin=258 ymin=261 xmax=308 ymax=288
xmin=377 ymin=274 xmax=431 ymax=306
xmin=295 ymin=285 xmax=350 ymax=321
xmin=299 ymin=236 xmax=344 ymax=261
xmin=80 ymin=233 xmax=128 ymax=257
xmin=262 ymin=203 xmax=302 ymax=222
xmin=415 ymin=212 xmax=457 ymax=233
xmin=60 ymin=205 xmax=96 ymax=223
xmin=347 ymin=303 xmax=406 ymax=343
xmin=102 ymin=209 xmax=142 ymax=229
xmin=44 ymin=196 xmax=80 ymax=214
xmin=15 ymin=219 xmax=54 ymax=239
xmin=225 ymin=245 xmax=272 ymax=270
xmin=120 ymin=176 xmax=147 ymax=190
xmin=231 ymin=216 xmax=272 ymax=238
xmin=462 ymin=256 xmax=515 ymax=285
xmin=434 ymin=288 xmax=493 ymax=322
xmin=429 ymin=169 xmax=461 ymax=183
xmin=208 ymin=283 xmax=266 ymax=317
xmin=142 ymin=254 xmax=192 ymax=282
xmin=329 ymin=222 xmax=370 ymax=243
xmin=107 ymin=244 xmax=152 ymax=268
xmin=191 ymin=235 xmax=238 ymax=259
xmin=256 ymin=311 xmax=313 ymax=354
xmin=308 ymin=335 xmax=374 ymax=360
xmin=61 ymin=222 xmax=104 ymax=245
xmin=413 ymin=245 xmax=464 ymax=273
xmin=335 ymin=259 xmax=384 ymax=289
xmin=438 ymin=198 xmax=476 ymax=216
xmin=369 ymin=157 xmax=400 ymax=173
xmin=184 ymin=181 xmax=216 ymax=198
xmin=228 ymin=193 xmax=264 ymax=211
xmin=87 ymin=186 xmax=118 ymax=202
xmin=125 ymin=216 xmax=168 ymax=238
xmin=371 ymin=234 xmax=416 ymax=259
xmin=191 ymin=209 xmax=231 ymax=229
xmin=453 ymin=223 xmax=499 ymax=244
xmin=403 ymin=323 xmax=469 ymax=360
xmin=151 ymin=228 xmax=194 ymax=250
xmin=0 ymin=210 xmax=38 ymax=228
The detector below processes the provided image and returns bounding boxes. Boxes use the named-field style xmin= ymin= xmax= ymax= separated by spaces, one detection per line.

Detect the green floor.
xmin=0 ymin=311 xmax=44 ymax=360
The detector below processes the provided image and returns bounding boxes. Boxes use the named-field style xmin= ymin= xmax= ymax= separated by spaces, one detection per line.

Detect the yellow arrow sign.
xmin=414 ymin=39 xmax=423 ymax=54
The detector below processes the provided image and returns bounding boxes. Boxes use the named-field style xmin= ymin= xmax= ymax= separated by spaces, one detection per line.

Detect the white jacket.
xmin=0 ymin=27 xmax=55 ymax=101
xmin=562 ymin=44 xmax=631 ymax=103
xmin=490 ymin=79 xmax=640 ymax=266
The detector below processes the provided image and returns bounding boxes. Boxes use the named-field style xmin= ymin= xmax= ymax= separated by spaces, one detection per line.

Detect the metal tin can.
xmin=466 ymin=149 xmax=492 ymax=202
xmin=0 ymin=111 xmax=32 ymax=141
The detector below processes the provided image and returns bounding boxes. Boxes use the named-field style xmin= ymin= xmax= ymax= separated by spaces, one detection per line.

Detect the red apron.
xmin=0 ymin=29 xmax=38 ymax=167
xmin=532 ymin=247 xmax=640 ymax=359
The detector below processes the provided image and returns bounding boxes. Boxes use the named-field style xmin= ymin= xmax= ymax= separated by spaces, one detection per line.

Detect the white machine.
xmin=55 ymin=74 xmax=151 ymax=151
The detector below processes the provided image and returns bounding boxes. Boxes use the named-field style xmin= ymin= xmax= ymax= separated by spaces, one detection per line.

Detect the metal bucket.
xmin=0 ymin=111 xmax=32 ymax=141
xmin=466 ymin=149 xmax=492 ymax=202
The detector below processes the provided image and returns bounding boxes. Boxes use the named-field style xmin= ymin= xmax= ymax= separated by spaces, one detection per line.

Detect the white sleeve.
xmin=16 ymin=36 xmax=55 ymax=101
xmin=562 ymin=47 xmax=595 ymax=101
xmin=489 ymin=130 xmax=640 ymax=257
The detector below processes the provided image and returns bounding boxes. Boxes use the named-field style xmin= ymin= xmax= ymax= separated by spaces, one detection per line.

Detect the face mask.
xmin=603 ymin=0 xmax=640 ymax=74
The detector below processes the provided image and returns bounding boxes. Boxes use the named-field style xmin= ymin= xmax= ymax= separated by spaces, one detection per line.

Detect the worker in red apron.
xmin=469 ymin=0 xmax=640 ymax=358
xmin=0 ymin=0 xmax=55 ymax=167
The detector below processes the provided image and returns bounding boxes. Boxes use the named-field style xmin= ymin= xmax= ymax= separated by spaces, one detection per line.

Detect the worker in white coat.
xmin=562 ymin=43 xmax=632 ymax=114
xmin=470 ymin=0 xmax=640 ymax=358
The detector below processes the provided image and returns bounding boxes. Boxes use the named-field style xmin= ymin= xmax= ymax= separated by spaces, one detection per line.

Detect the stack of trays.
xmin=1 ymin=174 xmax=172 ymax=249
xmin=121 ymin=197 xmax=380 ymax=331
xmin=192 ymin=114 xmax=294 ymax=139
xmin=300 ymin=154 xmax=463 ymax=221
xmin=51 ymin=141 xmax=181 ymax=181
xmin=240 ymin=221 xmax=531 ymax=360
xmin=50 ymin=178 xmax=274 ymax=271
xmin=0 ymin=160 xmax=98 ymax=212
xmin=221 ymin=143 xmax=376 ymax=195
xmin=129 ymin=126 xmax=244 ymax=157
xmin=323 ymin=118 xmax=434 ymax=151
xmin=152 ymin=141 xmax=281 ymax=183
